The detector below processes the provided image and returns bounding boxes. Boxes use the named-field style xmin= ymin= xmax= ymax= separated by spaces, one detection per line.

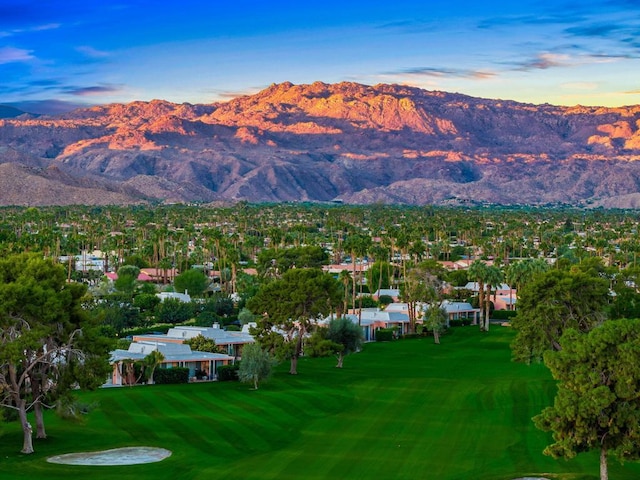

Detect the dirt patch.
xmin=47 ymin=447 xmax=171 ymax=466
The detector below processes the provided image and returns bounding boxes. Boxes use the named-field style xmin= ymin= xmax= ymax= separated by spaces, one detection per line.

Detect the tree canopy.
xmin=238 ymin=342 xmax=274 ymax=389
xmin=325 ymin=317 xmax=364 ymax=368
xmin=184 ymin=334 xmax=220 ymax=353
xmin=534 ymin=319 xmax=640 ymax=480
xmin=256 ymin=245 xmax=329 ymax=277
xmin=247 ymin=268 xmax=341 ymax=374
xmin=174 ymin=268 xmax=209 ymax=297
xmin=510 ymin=269 xmax=609 ymax=363
xmin=0 ymin=253 xmax=111 ymax=454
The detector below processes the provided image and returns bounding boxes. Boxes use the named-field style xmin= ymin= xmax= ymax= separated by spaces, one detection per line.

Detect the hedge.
xmin=154 ymin=367 xmax=190 ymax=384
xmin=375 ymin=328 xmax=396 ymax=342
xmin=491 ymin=310 xmax=517 ymax=320
xmin=217 ymin=363 xmax=240 ymax=381
xmin=449 ymin=318 xmax=473 ymax=327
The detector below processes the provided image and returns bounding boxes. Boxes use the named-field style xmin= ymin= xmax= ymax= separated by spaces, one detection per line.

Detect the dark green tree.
xmin=248 ymin=268 xmax=341 ymax=374
xmin=256 ymin=245 xmax=329 ymax=277
xmin=366 ymin=261 xmax=392 ymax=293
xmin=174 ymin=268 xmax=209 ymax=297
xmin=0 ymin=253 xmax=111 ymax=454
xmin=511 ymin=269 xmax=609 ymax=363
xmin=534 ymin=319 xmax=640 ymax=480
xmin=114 ymin=265 xmax=140 ymax=294
xmin=154 ymin=298 xmax=193 ymax=325
xmin=185 ymin=334 xmax=220 ymax=353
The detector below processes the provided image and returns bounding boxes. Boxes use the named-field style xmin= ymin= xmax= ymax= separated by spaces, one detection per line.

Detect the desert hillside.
xmin=1 ymin=81 xmax=639 ymax=206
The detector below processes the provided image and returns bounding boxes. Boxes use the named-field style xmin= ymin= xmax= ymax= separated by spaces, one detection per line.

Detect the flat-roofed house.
xmin=109 ymin=341 xmax=234 ymax=385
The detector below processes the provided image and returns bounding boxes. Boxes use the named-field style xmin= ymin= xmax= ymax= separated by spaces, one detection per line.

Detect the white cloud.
xmin=76 ymin=46 xmax=110 ymax=59
xmin=0 ymin=47 xmax=34 ymax=64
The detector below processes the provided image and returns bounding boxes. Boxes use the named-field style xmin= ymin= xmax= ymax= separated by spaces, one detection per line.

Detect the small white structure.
xmin=133 ymin=324 xmax=255 ymax=359
xmin=156 ymin=291 xmax=191 ymax=303
xmin=438 ymin=300 xmax=480 ymax=326
xmin=59 ymin=250 xmax=106 ymax=272
xmin=319 ymin=308 xmax=411 ymax=341
xmin=109 ymin=341 xmax=234 ymax=385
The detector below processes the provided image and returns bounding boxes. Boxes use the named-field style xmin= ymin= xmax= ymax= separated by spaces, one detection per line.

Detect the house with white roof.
xmin=133 ymin=324 xmax=255 ymax=359
xmin=462 ymin=283 xmax=516 ymax=311
xmin=319 ymin=307 xmax=411 ymax=341
xmin=156 ymin=291 xmax=192 ymax=303
xmin=438 ymin=300 xmax=480 ymax=326
xmin=109 ymin=341 xmax=234 ymax=385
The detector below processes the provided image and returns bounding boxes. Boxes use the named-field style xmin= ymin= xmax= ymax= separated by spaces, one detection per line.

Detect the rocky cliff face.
xmin=1 ymin=81 xmax=639 ymax=206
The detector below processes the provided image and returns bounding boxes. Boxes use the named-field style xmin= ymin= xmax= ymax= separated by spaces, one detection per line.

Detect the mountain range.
xmin=1 ymin=81 xmax=640 ymax=207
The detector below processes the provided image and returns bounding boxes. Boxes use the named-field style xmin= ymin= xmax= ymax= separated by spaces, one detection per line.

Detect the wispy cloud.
xmin=32 ymin=23 xmax=60 ymax=32
xmin=0 ymin=23 xmax=60 ymax=38
xmin=385 ymin=66 xmax=495 ymax=80
xmin=478 ymin=13 xmax=585 ymax=30
xmin=75 ymin=45 xmax=110 ymax=59
xmin=564 ymin=22 xmax=623 ymax=38
xmin=0 ymin=46 xmax=34 ymax=64
xmin=514 ymin=52 xmax=573 ymax=70
xmin=63 ymin=84 xmax=124 ymax=97
xmin=206 ymin=86 xmax=263 ymax=100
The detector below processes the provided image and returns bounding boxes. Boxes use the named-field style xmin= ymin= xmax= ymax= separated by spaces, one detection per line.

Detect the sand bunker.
xmin=47 ymin=446 xmax=171 ymax=466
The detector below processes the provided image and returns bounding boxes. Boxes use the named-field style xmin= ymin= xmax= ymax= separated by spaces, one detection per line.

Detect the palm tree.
xmin=506 ymin=258 xmax=550 ymax=311
xmin=338 ymin=269 xmax=352 ymax=316
xmin=143 ymin=350 xmax=165 ymax=385
xmin=343 ymin=234 xmax=371 ymax=324
xmin=467 ymin=260 xmax=488 ymax=328
xmin=482 ymin=265 xmax=504 ymax=332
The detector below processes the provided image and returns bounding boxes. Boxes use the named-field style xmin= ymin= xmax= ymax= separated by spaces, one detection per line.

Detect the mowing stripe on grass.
xmin=5 ymin=327 xmax=640 ymax=480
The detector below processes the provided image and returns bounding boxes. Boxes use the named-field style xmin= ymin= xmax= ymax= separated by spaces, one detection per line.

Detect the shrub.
xmin=351 ymin=296 xmax=377 ymax=309
xmin=154 ymin=367 xmax=189 ymax=384
xmin=375 ymin=328 xmax=396 ymax=342
xmin=491 ymin=310 xmax=517 ymax=320
xmin=449 ymin=318 xmax=473 ymax=327
xmin=377 ymin=295 xmax=394 ymax=306
xmin=400 ymin=333 xmax=423 ymax=340
xmin=122 ymin=323 xmax=174 ymax=336
xmin=217 ymin=363 xmax=240 ymax=381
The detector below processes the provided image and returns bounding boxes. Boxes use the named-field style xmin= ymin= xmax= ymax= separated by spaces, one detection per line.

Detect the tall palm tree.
xmin=483 ymin=265 xmax=504 ymax=332
xmin=338 ymin=269 xmax=352 ymax=316
xmin=467 ymin=260 xmax=488 ymax=328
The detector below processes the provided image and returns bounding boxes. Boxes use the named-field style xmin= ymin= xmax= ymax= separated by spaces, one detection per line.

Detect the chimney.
xmin=213 ymin=322 xmax=220 ymax=329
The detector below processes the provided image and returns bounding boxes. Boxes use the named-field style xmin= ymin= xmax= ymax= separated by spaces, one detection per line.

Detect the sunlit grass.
xmin=1 ymin=327 xmax=638 ymax=480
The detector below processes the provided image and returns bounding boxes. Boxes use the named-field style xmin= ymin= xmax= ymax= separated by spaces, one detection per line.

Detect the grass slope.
xmin=1 ymin=327 xmax=639 ymax=480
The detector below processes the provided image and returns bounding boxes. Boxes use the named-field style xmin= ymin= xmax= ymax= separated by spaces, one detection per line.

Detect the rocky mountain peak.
xmin=1 ymin=81 xmax=640 ymax=206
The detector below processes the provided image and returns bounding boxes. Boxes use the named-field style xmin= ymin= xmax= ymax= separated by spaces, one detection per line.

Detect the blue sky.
xmin=1 ymin=0 xmax=639 ymax=114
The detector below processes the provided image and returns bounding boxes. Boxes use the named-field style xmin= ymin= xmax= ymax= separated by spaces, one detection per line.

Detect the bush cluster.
xmin=375 ymin=328 xmax=396 ymax=342
xmin=154 ymin=367 xmax=190 ymax=384
xmin=217 ymin=363 xmax=240 ymax=381
xmin=449 ymin=319 xmax=473 ymax=327
xmin=491 ymin=310 xmax=517 ymax=320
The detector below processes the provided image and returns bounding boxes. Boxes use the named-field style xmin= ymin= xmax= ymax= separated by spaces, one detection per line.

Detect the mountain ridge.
xmin=1 ymin=81 xmax=640 ymax=207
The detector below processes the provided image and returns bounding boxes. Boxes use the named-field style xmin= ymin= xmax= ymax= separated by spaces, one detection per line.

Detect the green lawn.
xmin=2 ymin=326 xmax=639 ymax=480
